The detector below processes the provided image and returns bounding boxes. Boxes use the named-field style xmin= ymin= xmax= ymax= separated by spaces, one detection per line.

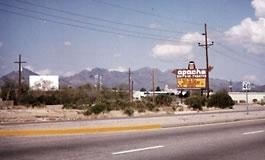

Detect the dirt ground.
xmin=0 ymin=105 xmax=176 ymax=123
xmin=1 ymin=104 xmax=263 ymax=124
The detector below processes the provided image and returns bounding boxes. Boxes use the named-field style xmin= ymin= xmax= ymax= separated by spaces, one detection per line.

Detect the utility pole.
xmin=152 ymin=68 xmax=155 ymax=103
xmin=14 ymin=54 xmax=26 ymax=98
xmin=131 ymin=80 xmax=134 ymax=101
xmin=96 ymin=74 xmax=102 ymax=91
xmin=198 ymin=23 xmax=214 ymax=98
xmin=229 ymin=80 xmax=233 ymax=92
xmin=128 ymin=68 xmax=131 ymax=102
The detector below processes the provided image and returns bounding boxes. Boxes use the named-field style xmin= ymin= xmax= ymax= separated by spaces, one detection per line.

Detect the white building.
xmin=133 ymin=85 xmax=181 ymax=101
xmin=228 ymin=92 xmax=265 ymax=103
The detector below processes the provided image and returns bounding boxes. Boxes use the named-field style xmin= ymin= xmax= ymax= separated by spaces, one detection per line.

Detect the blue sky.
xmin=0 ymin=0 xmax=265 ymax=84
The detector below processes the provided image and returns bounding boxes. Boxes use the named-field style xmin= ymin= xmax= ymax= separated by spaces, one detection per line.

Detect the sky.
xmin=0 ymin=0 xmax=265 ymax=84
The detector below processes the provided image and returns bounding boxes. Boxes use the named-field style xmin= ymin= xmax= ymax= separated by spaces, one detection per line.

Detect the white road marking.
xmin=243 ymin=130 xmax=264 ymax=135
xmin=112 ymin=145 xmax=164 ymax=155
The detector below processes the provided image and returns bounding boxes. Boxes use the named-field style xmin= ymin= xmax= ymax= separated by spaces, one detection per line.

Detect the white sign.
xmin=29 ymin=75 xmax=59 ymax=91
xmin=242 ymin=81 xmax=251 ymax=91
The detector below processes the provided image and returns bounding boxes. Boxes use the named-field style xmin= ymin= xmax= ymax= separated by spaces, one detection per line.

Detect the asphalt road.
xmin=0 ymin=119 xmax=265 ymax=160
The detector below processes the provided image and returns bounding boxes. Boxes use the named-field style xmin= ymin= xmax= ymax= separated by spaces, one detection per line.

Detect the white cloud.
xmin=225 ymin=18 xmax=265 ymax=44
xmin=64 ymin=41 xmax=72 ymax=47
xmin=224 ymin=0 xmax=265 ymax=54
xmin=37 ymin=69 xmax=52 ymax=75
xmin=243 ymin=75 xmax=257 ymax=81
xmin=109 ymin=66 xmax=127 ymax=72
xmin=152 ymin=32 xmax=203 ymax=59
xmin=225 ymin=18 xmax=265 ymax=54
xmin=251 ymin=0 xmax=265 ymax=17
xmin=152 ymin=44 xmax=192 ymax=59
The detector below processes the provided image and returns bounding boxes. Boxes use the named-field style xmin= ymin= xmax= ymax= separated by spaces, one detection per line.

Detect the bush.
xmin=90 ymin=103 xmax=106 ymax=115
xmin=207 ymin=91 xmax=235 ymax=109
xmin=123 ymin=107 xmax=134 ymax=116
xmin=83 ymin=109 xmax=92 ymax=116
xmin=252 ymin=99 xmax=258 ymax=103
xmin=185 ymin=95 xmax=206 ymax=110
xmin=258 ymin=100 xmax=265 ymax=106
xmin=145 ymin=102 xmax=155 ymax=111
xmin=134 ymin=101 xmax=146 ymax=113
xmin=155 ymin=94 xmax=173 ymax=106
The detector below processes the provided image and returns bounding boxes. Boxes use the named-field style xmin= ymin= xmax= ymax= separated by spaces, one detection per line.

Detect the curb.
xmin=0 ymin=124 xmax=161 ymax=136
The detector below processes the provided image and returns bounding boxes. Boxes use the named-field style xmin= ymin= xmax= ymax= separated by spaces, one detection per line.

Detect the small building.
xmin=228 ymin=92 xmax=265 ymax=104
xmin=133 ymin=91 xmax=171 ymax=101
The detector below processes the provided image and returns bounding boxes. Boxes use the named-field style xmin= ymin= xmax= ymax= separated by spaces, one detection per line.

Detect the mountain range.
xmin=1 ymin=67 xmax=265 ymax=92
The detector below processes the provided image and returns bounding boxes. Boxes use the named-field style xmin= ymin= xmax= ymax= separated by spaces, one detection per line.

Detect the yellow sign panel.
xmin=177 ymin=78 xmax=206 ymax=89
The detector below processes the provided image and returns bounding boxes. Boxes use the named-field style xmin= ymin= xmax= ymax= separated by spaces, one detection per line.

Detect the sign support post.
xmin=244 ymin=90 xmax=246 ymax=115
xmin=242 ymin=81 xmax=251 ymax=115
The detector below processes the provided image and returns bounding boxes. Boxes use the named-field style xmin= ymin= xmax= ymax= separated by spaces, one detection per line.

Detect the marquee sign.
xmin=172 ymin=61 xmax=207 ymax=89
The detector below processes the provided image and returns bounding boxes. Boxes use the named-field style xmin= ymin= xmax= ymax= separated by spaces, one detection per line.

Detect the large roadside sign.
xmin=172 ymin=69 xmax=207 ymax=89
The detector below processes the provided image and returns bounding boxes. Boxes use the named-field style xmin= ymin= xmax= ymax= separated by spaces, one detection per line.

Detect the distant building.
xmin=133 ymin=84 xmax=180 ymax=101
xmin=228 ymin=92 xmax=265 ymax=103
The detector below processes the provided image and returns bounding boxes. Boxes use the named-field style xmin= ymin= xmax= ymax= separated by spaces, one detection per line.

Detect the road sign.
xmin=242 ymin=81 xmax=251 ymax=91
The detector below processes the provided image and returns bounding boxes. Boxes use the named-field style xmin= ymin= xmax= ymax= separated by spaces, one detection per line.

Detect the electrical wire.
xmin=0 ymin=2 xmax=179 ymax=40
xmin=92 ymin=0 xmax=203 ymax=26
xmin=0 ymin=8 xmax=196 ymax=43
xmin=211 ymin=48 xmax=264 ymax=70
xmin=13 ymin=0 xmax=187 ymax=34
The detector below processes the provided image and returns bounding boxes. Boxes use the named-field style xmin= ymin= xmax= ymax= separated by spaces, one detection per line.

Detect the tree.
xmin=140 ymin=88 xmax=147 ymax=92
xmin=155 ymin=86 xmax=161 ymax=91
xmin=0 ymin=79 xmax=17 ymax=101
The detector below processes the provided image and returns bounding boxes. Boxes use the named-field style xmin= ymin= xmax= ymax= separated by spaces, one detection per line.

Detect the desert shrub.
xmin=207 ymin=91 xmax=235 ymax=109
xmin=185 ymin=95 xmax=206 ymax=110
xmin=134 ymin=101 xmax=146 ymax=113
xmin=145 ymin=101 xmax=155 ymax=111
xmin=123 ymin=107 xmax=134 ymax=116
xmin=115 ymin=99 xmax=129 ymax=110
xmin=155 ymin=94 xmax=173 ymax=106
xmin=258 ymin=100 xmax=265 ymax=106
xmin=90 ymin=103 xmax=107 ymax=115
xmin=252 ymin=99 xmax=258 ymax=103
xmin=83 ymin=109 xmax=92 ymax=116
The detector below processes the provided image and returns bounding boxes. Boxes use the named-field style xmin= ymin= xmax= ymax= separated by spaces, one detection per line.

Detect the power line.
xmin=215 ymin=42 xmax=265 ymax=65
xmin=211 ymin=48 xmax=264 ymax=70
xmin=13 ymin=0 xmax=187 ymax=35
xmin=0 ymin=2 xmax=179 ymax=40
xmin=0 ymin=8 xmax=195 ymax=43
xmin=93 ymin=0 xmax=203 ymax=26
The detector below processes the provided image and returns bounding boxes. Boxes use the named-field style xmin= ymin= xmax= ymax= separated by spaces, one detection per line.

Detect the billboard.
xmin=173 ymin=67 xmax=207 ymax=89
xmin=29 ymin=75 xmax=59 ymax=91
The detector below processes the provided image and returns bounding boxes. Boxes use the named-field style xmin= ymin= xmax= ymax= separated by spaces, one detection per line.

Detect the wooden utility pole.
xmin=198 ymin=23 xmax=213 ymax=98
xmin=152 ymin=68 xmax=155 ymax=103
xmin=128 ymin=68 xmax=131 ymax=102
xmin=14 ymin=54 xmax=26 ymax=98
xmin=131 ymin=80 xmax=134 ymax=101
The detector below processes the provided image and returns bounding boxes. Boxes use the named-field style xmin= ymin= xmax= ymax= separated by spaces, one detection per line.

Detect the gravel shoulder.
xmin=0 ymin=104 xmax=265 ymax=131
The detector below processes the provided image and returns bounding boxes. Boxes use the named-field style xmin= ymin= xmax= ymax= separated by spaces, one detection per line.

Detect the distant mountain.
xmin=1 ymin=67 xmax=265 ymax=92
xmin=0 ymin=68 xmax=38 ymax=86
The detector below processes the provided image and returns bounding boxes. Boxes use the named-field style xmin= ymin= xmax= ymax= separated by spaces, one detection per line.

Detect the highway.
xmin=0 ymin=119 xmax=265 ymax=160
